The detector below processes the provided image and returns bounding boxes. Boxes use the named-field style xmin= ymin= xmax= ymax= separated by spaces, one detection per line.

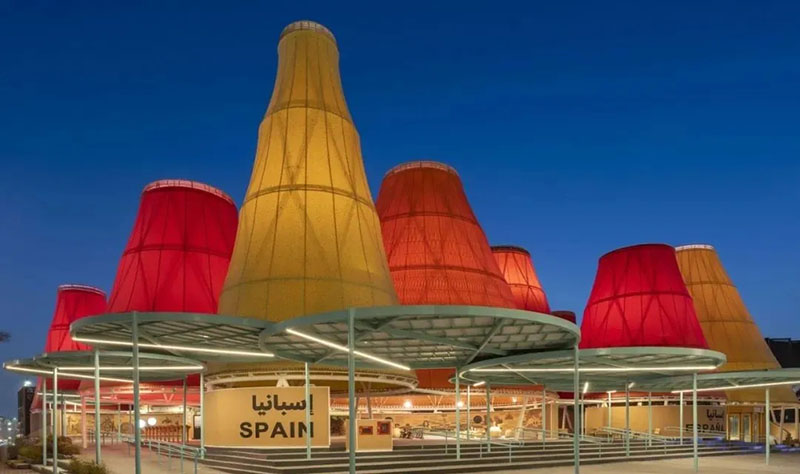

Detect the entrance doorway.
xmin=743 ymin=414 xmax=752 ymax=442
xmin=728 ymin=414 xmax=740 ymax=440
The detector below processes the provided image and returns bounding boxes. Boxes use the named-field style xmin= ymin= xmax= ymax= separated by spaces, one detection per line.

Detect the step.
xmin=199 ymin=444 xmax=754 ymax=474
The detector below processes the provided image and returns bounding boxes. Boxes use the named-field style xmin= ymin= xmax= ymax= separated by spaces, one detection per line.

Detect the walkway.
xmin=498 ymin=452 xmax=800 ymax=474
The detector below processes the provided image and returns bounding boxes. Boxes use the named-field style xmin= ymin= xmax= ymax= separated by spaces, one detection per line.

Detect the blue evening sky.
xmin=1 ymin=2 xmax=798 ymax=416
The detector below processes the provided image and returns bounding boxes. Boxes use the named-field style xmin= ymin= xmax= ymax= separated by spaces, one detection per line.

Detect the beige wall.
xmin=585 ymin=404 xmax=726 ymax=435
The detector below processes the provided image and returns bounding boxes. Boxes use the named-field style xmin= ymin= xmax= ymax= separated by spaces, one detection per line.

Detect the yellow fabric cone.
xmin=219 ymin=21 xmax=397 ymax=321
xmin=676 ymin=244 xmax=796 ymax=403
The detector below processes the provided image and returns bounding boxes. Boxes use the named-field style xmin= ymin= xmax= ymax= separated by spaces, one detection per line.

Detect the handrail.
xmin=662 ymin=426 xmax=726 ymax=439
xmin=120 ymin=433 xmax=205 ymax=474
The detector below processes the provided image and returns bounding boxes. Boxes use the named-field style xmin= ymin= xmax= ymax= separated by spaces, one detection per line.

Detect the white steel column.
xmin=607 ymin=391 xmax=612 ymax=428
xmin=455 ymin=369 xmax=461 ymax=460
xmin=625 ymin=382 xmax=630 ymax=457
xmin=779 ymin=406 xmax=785 ymax=444
xmin=52 ymin=368 xmax=59 ymax=474
xmin=94 ymin=349 xmax=101 ymax=464
xmin=304 ymin=362 xmax=311 ymax=460
xmin=348 ymin=309 xmax=356 ymax=474
xmin=573 ymin=344 xmax=579 ymax=474
xmin=542 ymin=386 xmax=547 ymax=446
xmin=765 ymin=388 xmax=770 ymax=465
xmin=486 ymin=383 xmax=492 ymax=453
xmin=679 ymin=391 xmax=684 ymax=445
xmin=647 ymin=392 xmax=652 ymax=448
xmin=60 ymin=393 xmax=66 ymax=438
xmin=132 ymin=313 xmax=142 ymax=474
xmin=466 ymin=385 xmax=471 ymax=440
xmin=81 ymin=395 xmax=87 ymax=449
xmin=795 ymin=407 xmax=799 ymax=446
xmin=199 ymin=372 xmax=205 ymax=455
xmin=692 ymin=373 xmax=698 ymax=472
xmin=42 ymin=380 xmax=47 ymax=467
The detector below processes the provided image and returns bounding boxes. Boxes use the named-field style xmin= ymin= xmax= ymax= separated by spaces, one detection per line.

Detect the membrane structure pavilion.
xmin=4 ymin=20 xmax=799 ymax=474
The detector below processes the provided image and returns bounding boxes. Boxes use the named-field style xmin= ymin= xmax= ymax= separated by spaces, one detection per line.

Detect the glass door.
xmin=743 ymin=414 xmax=752 ymax=442
xmin=728 ymin=414 xmax=740 ymax=440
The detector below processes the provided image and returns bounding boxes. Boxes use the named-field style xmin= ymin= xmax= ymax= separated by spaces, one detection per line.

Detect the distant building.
xmin=17 ymin=385 xmax=34 ymax=436
xmin=766 ymin=338 xmax=800 ymax=368
xmin=0 ymin=415 xmax=18 ymax=445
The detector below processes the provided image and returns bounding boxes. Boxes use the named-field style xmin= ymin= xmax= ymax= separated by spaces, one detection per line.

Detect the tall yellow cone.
xmin=219 ymin=21 xmax=397 ymax=321
xmin=676 ymin=244 xmax=795 ymax=403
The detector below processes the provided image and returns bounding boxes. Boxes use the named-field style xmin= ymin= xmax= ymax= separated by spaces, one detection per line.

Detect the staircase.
xmin=197 ymin=438 xmax=767 ymax=474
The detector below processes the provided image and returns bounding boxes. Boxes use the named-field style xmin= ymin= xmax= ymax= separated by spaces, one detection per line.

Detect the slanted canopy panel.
xmin=108 ymin=180 xmax=238 ymax=314
xmin=676 ymin=244 xmax=796 ymax=403
xmin=45 ymin=285 xmax=106 ymax=353
xmin=376 ymin=161 xmax=515 ymax=308
xmin=492 ymin=245 xmax=550 ymax=313
xmin=218 ymin=21 xmax=398 ymax=323
xmin=580 ymin=243 xmax=708 ymax=349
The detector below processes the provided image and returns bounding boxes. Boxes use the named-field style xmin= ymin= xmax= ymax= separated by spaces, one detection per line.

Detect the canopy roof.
xmin=108 ymin=179 xmax=238 ymax=314
xmin=580 ymin=243 xmax=708 ymax=349
xmin=492 ymin=246 xmax=550 ymax=313
xmin=259 ymin=305 xmax=579 ymax=369
xmin=458 ymin=346 xmax=726 ymax=392
xmin=5 ymin=350 xmax=204 ymax=383
xmin=376 ymin=161 xmax=515 ymax=308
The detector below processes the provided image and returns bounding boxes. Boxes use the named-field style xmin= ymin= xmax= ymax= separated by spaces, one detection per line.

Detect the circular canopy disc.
xmin=258 ymin=305 xmax=580 ymax=369
xmin=634 ymin=368 xmax=800 ymax=393
xmin=4 ymin=350 xmax=204 ymax=382
xmin=70 ymin=312 xmax=277 ymax=361
xmin=458 ymin=346 xmax=727 ymax=392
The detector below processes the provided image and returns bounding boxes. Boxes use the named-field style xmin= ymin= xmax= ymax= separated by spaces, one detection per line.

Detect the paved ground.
xmin=15 ymin=444 xmax=797 ymax=473
xmin=496 ymin=452 xmax=800 ymax=473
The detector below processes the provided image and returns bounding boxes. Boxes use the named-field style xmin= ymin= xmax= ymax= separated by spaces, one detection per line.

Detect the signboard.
xmin=683 ymin=406 xmax=726 ymax=432
xmin=205 ymin=386 xmax=330 ymax=448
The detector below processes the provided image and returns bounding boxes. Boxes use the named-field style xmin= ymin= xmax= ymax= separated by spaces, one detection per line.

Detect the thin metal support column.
xmin=765 ymin=387 xmax=770 ymax=465
xmin=42 ymin=380 xmax=47 ymax=467
xmin=94 ymin=349 xmax=101 ymax=464
xmin=542 ymin=386 xmax=547 ymax=446
xmin=795 ymin=407 xmax=799 ymax=446
xmin=348 ymin=309 xmax=356 ymax=474
xmin=200 ymin=372 xmax=205 ymax=456
xmin=81 ymin=394 xmax=87 ymax=449
xmin=182 ymin=376 xmax=187 ymax=472
xmin=779 ymin=406 xmax=785 ymax=444
xmin=52 ymin=368 xmax=59 ymax=474
xmin=625 ymin=382 xmax=630 ymax=457
xmin=573 ymin=344 xmax=579 ymax=474
xmin=305 ymin=362 xmax=311 ymax=460
xmin=455 ymin=368 xmax=461 ymax=460
xmin=466 ymin=385 xmax=471 ymax=440
xmin=647 ymin=392 xmax=652 ymax=448
xmin=679 ymin=391 xmax=684 ymax=445
xmin=692 ymin=373 xmax=698 ymax=472
xmin=486 ymin=383 xmax=492 ymax=453
xmin=607 ymin=391 xmax=612 ymax=428
xmin=60 ymin=393 xmax=66 ymax=438
xmin=132 ymin=312 xmax=142 ymax=474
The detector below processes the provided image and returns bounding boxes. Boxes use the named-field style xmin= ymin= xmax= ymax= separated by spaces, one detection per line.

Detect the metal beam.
xmin=464 ymin=319 xmax=506 ymax=365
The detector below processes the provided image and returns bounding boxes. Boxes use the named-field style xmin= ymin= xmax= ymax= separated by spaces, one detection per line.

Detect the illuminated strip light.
xmin=472 ymin=381 xmax=486 ymax=387
xmin=73 ymin=336 xmax=274 ymax=358
xmin=582 ymin=382 xmax=590 ymax=394
xmin=58 ymin=365 xmax=204 ymax=372
xmin=469 ymin=366 xmax=717 ymax=373
xmin=285 ymin=329 xmax=410 ymax=371
xmin=4 ymin=365 xmax=131 ymax=383
xmin=671 ymin=379 xmax=800 ymax=394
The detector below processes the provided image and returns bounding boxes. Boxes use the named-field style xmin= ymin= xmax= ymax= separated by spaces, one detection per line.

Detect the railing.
xmin=557 ymin=431 xmax=609 ymax=457
xmin=594 ymin=427 xmax=671 ymax=454
xmin=120 ymin=434 xmax=205 ymax=474
xmin=661 ymin=426 xmax=726 ymax=440
xmin=87 ymin=430 xmax=121 ymax=445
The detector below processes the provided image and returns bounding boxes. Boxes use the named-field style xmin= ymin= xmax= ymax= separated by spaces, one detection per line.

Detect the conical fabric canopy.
xmin=107 ymin=180 xmax=238 ymax=314
xmin=676 ymin=244 xmax=795 ymax=403
xmin=219 ymin=21 xmax=397 ymax=322
xmin=376 ymin=161 xmax=515 ymax=307
xmin=580 ymin=244 xmax=708 ymax=349
xmin=492 ymin=245 xmax=550 ymax=313
xmin=44 ymin=284 xmax=107 ymax=353
xmin=38 ymin=284 xmax=107 ymax=396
